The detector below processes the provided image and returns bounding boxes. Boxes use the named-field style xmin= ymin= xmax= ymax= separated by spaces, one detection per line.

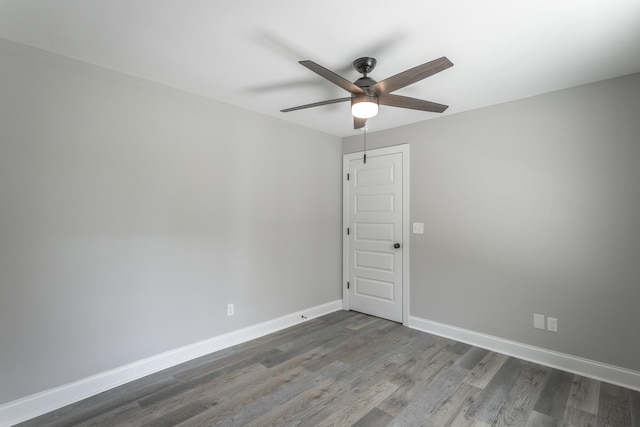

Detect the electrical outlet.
xmin=227 ymin=303 xmax=234 ymax=316
xmin=547 ymin=317 xmax=558 ymax=332
xmin=533 ymin=314 xmax=545 ymax=330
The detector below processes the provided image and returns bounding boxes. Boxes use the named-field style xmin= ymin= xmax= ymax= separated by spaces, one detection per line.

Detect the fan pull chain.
xmin=363 ymin=126 xmax=367 ymax=164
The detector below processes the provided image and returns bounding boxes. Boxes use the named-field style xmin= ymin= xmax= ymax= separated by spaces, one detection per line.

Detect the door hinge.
xmin=347 ymin=227 xmax=350 ymax=235
xmin=346 ymin=173 xmax=350 ymax=181
xmin=347 ymin=281 xmax=350 ymax=289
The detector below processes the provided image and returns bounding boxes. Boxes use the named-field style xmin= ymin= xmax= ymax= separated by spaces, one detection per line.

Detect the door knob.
xmin=394 ymin=243 xmax=401 ymax=249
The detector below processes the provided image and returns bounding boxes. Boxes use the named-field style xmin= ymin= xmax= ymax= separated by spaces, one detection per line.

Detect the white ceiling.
xmin=1 ymin=0 xmax=639 ymax=137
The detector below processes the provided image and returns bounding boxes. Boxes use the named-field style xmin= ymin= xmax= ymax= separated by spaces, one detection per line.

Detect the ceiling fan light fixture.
xmin=351 ymin=95 xmax=379 ymax=119
xmin=281 ymin=56 xmax=452 ymax=129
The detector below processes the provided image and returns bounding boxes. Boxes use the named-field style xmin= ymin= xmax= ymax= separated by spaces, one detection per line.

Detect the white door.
xmin=343 ymin=145 xmax=409 ymax=323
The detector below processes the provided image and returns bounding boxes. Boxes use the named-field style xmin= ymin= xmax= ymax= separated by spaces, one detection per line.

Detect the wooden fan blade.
xmin=299 ymin=60 xmax=365 ymax=94
xmin=370 ymin=56 xmax=453 ymax=95
xmin=281 ymin=97 xmax=351 ymax=112
xmin=354 ymin=117 xmax=367 ymax=129
xmin=379 ymin=94 xmax=448 ymax=113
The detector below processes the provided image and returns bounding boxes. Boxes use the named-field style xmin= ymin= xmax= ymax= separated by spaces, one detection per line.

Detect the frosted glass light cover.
xmin=351 ymin=101 xmax=379 ymax=118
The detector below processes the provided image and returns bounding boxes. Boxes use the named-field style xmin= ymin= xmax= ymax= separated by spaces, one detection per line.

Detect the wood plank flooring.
xmin=17 ymin=311 xmax=640 ymax=426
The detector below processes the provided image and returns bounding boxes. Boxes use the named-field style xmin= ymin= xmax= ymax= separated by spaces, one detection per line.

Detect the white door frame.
xmin=343 ymin=144 xmax=410 ymax=325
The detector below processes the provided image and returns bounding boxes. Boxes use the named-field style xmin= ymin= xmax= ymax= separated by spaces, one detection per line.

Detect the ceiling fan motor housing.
xmin=354 ymin=76 xmax=377 ymax=91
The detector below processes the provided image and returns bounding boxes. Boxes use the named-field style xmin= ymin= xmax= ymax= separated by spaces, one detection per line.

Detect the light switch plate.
xmin=412 ymin=222 xmax=424 ymax=234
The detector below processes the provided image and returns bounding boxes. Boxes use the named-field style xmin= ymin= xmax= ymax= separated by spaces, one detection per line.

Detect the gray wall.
xmin=0 ymin=38 xmax=342 ymax=404
xmin=344 ymin=73 xmax=640 ymax=372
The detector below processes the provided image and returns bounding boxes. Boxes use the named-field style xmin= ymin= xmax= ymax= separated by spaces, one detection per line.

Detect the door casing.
xmin=342 ymin=144 xmax=410 ymax=325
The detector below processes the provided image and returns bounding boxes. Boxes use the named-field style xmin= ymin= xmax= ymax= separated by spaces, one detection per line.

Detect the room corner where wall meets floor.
xmin=0 ymin=301 xmax=344 ymax=426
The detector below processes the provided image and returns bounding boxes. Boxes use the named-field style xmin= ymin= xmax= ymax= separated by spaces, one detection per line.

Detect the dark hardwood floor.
xmin=18 ymin=311 xmax=640 ymax=426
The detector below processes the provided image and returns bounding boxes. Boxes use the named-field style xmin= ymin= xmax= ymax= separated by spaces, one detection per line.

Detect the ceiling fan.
xmin=281 ymin=56 xmax=453 ymax=129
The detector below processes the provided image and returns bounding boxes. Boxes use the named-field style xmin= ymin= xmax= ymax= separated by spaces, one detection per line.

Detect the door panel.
xmin=355 ymin=165 xmax=395 ymax=186
xmin=355 ymin=250 xmax=394 ymax=272
xmin=346 ymin=151 xmax=403 ymax=322
xmin=355 ymin=277 xmax=395 ymax=301
xmin=355 ymin=194 xmax=395 ymax=213
xmin=355 ymin=223 xmax=395 ymax=242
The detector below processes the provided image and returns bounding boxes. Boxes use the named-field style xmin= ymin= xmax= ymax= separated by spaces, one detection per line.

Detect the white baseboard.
xmin=0 ymin=300 xmax=343 ymax=427
xmin=408 ymin=315 xmax=640 ymax=392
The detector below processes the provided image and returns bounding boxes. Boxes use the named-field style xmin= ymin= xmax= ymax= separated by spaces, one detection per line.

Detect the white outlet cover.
xmin=412 ymin=222 xmax=424 ymax=234
xmin=547 ymin=317 xmax=558 ymax=332
xmin=533 ymin=314 xmax=545 ymax=330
